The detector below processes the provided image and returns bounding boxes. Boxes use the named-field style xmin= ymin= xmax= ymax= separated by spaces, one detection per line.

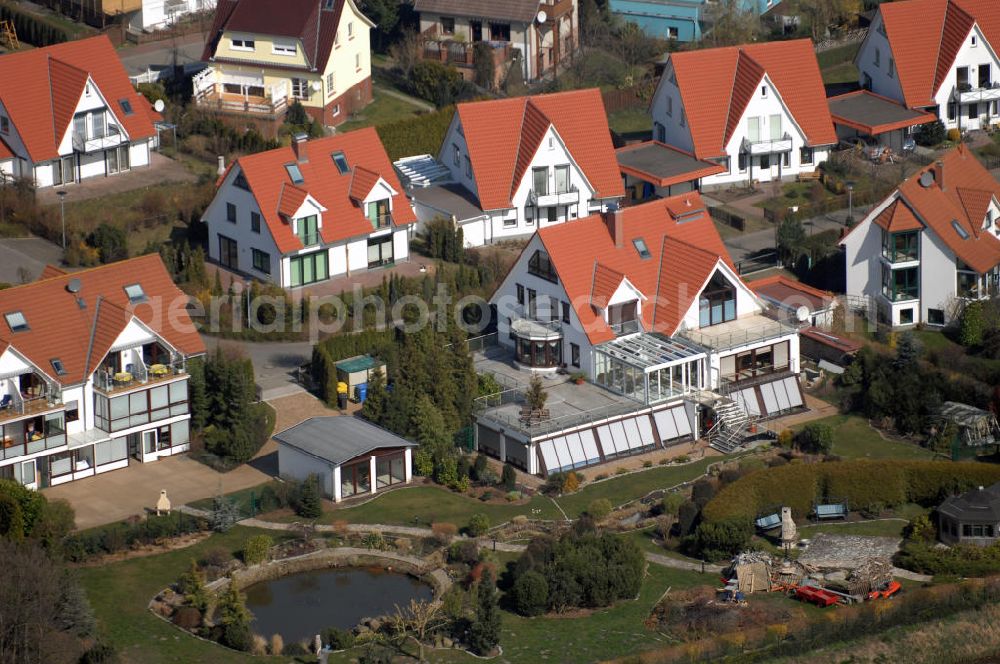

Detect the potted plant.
xmin=569 ymin=371 xmax=587 ymax=385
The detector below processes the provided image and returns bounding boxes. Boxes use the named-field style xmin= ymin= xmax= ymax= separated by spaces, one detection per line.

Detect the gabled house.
xmin=855 ymin=0 xmax=1000 ymax=132
xmin=649 ymin=39 xmax=837 ymax=187
xmin=197 ymin=0 xmax=374 ymax=127
xmin=0 ymin=255 xmax=205 ymax=489
xmin=405 ymin=88 xmax=624 ymax=247
xmin=413 ymin=0 xmax=578 ymax=83
xmin=478 ymin=194 xmax=803 ymax=473
xmin=0 ymin=36 xmax=161 ymax=188
xmin=203 ymin=128 xmax=416 ymax=288
xmin=841 ymin=145 xmax=1000 ymax=327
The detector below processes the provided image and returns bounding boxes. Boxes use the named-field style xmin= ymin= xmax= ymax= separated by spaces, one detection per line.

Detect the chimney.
xmin=216 ymin=155 xmax=225 ymax=176
xmin=933 ymin=160 xmax=946 ymax=191
xmin=292 ymin=133 xmax=309 ymax=163
xmin=605 ymin=205 xmax=624 ymax=249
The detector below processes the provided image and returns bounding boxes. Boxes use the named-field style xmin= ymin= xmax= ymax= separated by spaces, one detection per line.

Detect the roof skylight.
xmin=332 ymin=151 xmax=350 ymax=174
xmin=285 ymin=163 xmax=304 ymax=184
xmin=4 ymin=311 xmax=27 ymax=332
xmin=50 ymin=359 xmax=66 ymax=376
xmin=632 ymin=238 xmax=651 ymax=260
xmin=952 ymin=220 xmax=970 ymax=240
xmin=119 ymin=99 xmax=134 ymax=116
xmin=124 ymin=284 xmax=147 ymax=303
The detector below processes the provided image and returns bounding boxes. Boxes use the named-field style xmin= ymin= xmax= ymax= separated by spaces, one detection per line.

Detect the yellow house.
xmin=196 ymin=0 xmax=374 ymax=127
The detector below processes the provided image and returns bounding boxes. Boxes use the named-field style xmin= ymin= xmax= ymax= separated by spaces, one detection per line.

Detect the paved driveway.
xmin=44 ymin=392 xmax=337 ymax=530
xmin=0 ymin=237 xmax=64 ymax=284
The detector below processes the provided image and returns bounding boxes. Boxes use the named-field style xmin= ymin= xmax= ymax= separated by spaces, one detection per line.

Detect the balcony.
xmin=0 ymin=373 xmax=62 ymax=425
xmin=73 ymin=128 xmax=124 ymax=154
xmin=511 ymin=316 xmax=562 ymax=341
xmin=370 ymin=213 xmax=393 ymax=230
xmin=954 ymin=82 xmax=1000 ymax=104
xmin=742 ymin=133 xmax=793 ymax=156
xmin=529 ymin=185 xmax=580 ymax=207
xmin=420 ymin=35 xmax=513 ymax=70
xmin=94 ymin=358 xmax=186 ymax=395
xmin=298 ymin=232 xmax=321 ymax=247
xmin=610 ymin=319 xmax=641 ymax=337
xmin=193 ymin=72 xmax=289 ymax=118
xmin=541 ymin=0 xmax=574 ymax=19
xmin=681 ymin=314 xmax=797 ymax=352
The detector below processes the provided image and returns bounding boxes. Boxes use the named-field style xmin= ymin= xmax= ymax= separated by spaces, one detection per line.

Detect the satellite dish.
xmin=795 ymin=305 xmax=811 ymax=323
xmin=919 ymin=171 xmax=934 ymax=188
xmin=66 ymin=278 xmax=82 ymax=294
xmin=153 ymin=99 xmax=165 ymax=113
xmin=536 ymin=9 xmax=547 ymax=23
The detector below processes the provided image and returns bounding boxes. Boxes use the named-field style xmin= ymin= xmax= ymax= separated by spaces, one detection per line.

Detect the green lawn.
xmin=608 ymin=108 xmax=651 ymax=141
xmin=336 ymin=85 xmax=427 ymax=132
xmin=798 ymin=518 xmax=909 ymax=539
xmin=555 ymin=457 xmax=719 ymax=517
xmin=823 ymin=62 xmax=859 ymax=85
xmin=796 ymin=414 xmax=935 ymax=460
xmin=79 ymin=522 xmax=712 ymax=664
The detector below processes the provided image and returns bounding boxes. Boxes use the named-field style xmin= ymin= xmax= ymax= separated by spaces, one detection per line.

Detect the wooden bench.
xmin=796 ymin=170 xmax=822 ymax=182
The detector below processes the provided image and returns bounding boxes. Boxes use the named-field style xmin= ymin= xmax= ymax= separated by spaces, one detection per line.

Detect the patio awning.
xmin=828 ymin=90 xmax=936 ymax=136
xmin=597 ymin=332 xmax=706 ymax=371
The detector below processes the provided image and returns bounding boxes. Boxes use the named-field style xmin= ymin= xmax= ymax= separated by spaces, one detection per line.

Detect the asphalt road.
xmin=0 ymin=237 xmax=65 ymax=285
xmin=117 ymin=32 xmax=208 ymax=77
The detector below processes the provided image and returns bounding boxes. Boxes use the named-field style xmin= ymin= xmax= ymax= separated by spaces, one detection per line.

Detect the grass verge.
xmin=794 ymin=414 xmax=935 ymax=460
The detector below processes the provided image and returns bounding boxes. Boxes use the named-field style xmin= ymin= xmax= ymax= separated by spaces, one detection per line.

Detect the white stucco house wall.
xmin=649 ymin=39 xmax=836 ymax=188
xmin=401 ymin=88 xmax=624 ymax=248
xmin=856 ymin=0 xmax=1000 ymax=133
xmin=841 ymin=145 xmax=1000 ymax=327
xmin=0 ymin=36 xmax=159 ymax=189
xmin=202 ymin=129 xmax=416 ymax=289
xmin=0 ymin=255 xmax=205 ymax=490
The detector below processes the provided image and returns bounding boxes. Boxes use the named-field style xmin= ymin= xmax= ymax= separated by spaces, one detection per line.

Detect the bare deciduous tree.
xmin=390 ymin=29 xmax=423 ymax=81
xmin=390 ymin=599 xmax=447 ymax=662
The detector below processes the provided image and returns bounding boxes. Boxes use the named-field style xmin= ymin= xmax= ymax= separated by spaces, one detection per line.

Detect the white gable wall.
xmin=932 ymin=24 xmax=1000 ymax=130
xmin=650 ymin=61 xmax=696 ymax=153
xmin=202 ymin=165 xmax=279 ymax=281
xmin=0 ymin=347 xmax=34 ymax=379
xmin=856 ymin=14 xmax=905 ymax=103
xmin=841 ymin=193 xmax=896 ymax=307
xmin=439 ymin=115 xmax=479 ymax=199
xmin=678 ymin=262 xmax=764 ymax=331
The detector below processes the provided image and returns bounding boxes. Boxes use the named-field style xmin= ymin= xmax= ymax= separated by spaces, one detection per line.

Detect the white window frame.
xmin=332 ymin=104 xmax=341 ymax=117
xmin=272 ymin=40 xmax=296 ymax=56
xmin=348 ymin=21 xmax=354 ymax=38
xmin=326 ymin=72 xmax=336 ymax=95
xmin=666 ymin=96 xmax=673 ymax=117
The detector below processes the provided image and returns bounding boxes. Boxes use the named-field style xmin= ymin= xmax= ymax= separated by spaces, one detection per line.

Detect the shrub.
xmin=78 ymin=643 xmax=119 ymax=664
xmin=283 ymin=642 xmax=309 ymax=655
xmin=241 ymin=535 xmax=273 ymax=566
xmin=687 ymin=519 xmax=754 ymax=561
xmin=914 ymin=119 xmax=945 ymax=146
xmin=692 ymin=478 xmax=717 ymax=506
xmin=221 ymin=622 xmax=254 ymax=651
xmin=777 ymin=429 xmax=794 ymax=448
xmin=322 ymin=626 xmax=355 ymax=650
xmin=662 ymin=492 xmax=685 ymax=517
xmin=587 ymin=498 xmax=612 ymax=521
xmin=432 ymin=522 xmax=458 ymax=544
xmin=510 ymin=570 xmax=549 ymax=616
xmin=562 ymin=472 xmax=580 ymax=493
xmin=677 ymin=500 xmax=701 ymax=536
xmin=501 ymin=463 xmax=517 ymax=491
xmin=467 ymin=513 xmax=491 ymax=537
xmin=795 ymin=422 xmax=834 ymax=454
xmin=88 ymin=224 xmax=128 ymax=264
xmin=172 ymin=606 xmax=202 ymax=630
xmin=294 ymin=475 xmax=323 ymax=519
xmin=269 ymin=634 xmax=284 ymax=656
xmin=449 ymin=539 xmax=480 ymax=565
xmin=946 ymin=127 xmax=962 ymax=142
xmin=643 ymin=460 xmax=653 ymax=468
xmin=959 ymin=301 xmax=985 ymax=347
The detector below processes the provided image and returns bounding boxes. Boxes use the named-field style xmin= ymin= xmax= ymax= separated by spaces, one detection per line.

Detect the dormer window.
xmin=632 ymin=238 xmax=651 ymax=259
xmin=698 ymin=272 xmax=736 ymax=327
xmin=332 ymin=152 xmax=349 ymax=174
xmin=4 ymin=311 xmax=27 ymax=332
xmin=285 ymin=163 xmax=304 ymax=184
xmin=124 ymin=284 xmax=147 ymax=303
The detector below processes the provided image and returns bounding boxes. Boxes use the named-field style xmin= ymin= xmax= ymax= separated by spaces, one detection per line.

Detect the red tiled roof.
xmin=38 ymin=265 xmax=68 ymax=280
xmin=895 ymin=146 xmax=1000 ymax=273
xmin=0 ymin=138 xmax=12 ymax=161
xmin=872 ymin=199 xmax=924 ymax=232
xmin=0 ymin=36 xmax=158 ymax=163
xmin=231 ymin=127 xmax=416 ymax=254
xmin=203 ymin=0 xmax=362 ymax=73
xmin=591 ymin=262 xmax=625 ymax=309
xmin=667 ymin=39 xmax=837 ymax=159
xmin=537 ymin=193 xmax=735 ymax=345
xmin=878 ymin=0 xmax=1000 ymax=108
xmin=277 ymin=183 xmax=310 ymax=218
xmin=455 ymin=88 xmax=624 ymax=211
xmin=0 ymin=255 xmax=204 ymax=386
xmin=348 ymin=165 xmax=382 ymax=202
xmin=748 ymin=274 xmax=835 ymax=312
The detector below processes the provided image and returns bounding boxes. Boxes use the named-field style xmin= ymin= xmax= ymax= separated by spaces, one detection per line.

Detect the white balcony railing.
xmin=742 ymin=132 xmax=793 ymax=155
xmin=510 ymin=316 xmax=562 ymax=341
xmin=529 ymin=185 xmax=580 ymax=207
xmin=954 ymin=83 xmax=1000 ymax=104
xmin=73 ymin=128 xmax=124 ymax=153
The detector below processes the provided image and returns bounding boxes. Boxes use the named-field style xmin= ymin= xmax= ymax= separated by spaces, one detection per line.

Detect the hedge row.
xmin=62 ymin=512 xmax=208 ymax=562
xmin=376 ymin=107 xmax=455 ymax=162
xmin=0 ymin=5 xmax=70 ymax=48
xmin=701 ymin=460 xmax=1000 ymax=524
xmin=311 ymin=328 xmax=396 ymax=404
